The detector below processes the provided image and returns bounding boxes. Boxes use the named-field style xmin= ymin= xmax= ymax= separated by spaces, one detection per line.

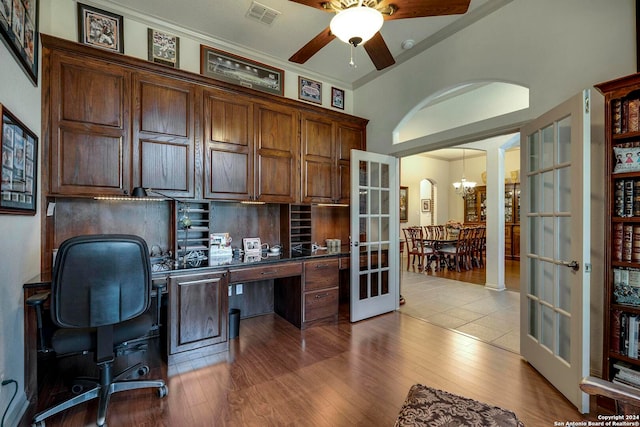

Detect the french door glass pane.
xmin=529 ymin=298 xmax=538 ymax=338
xmin=528 ymin=216 xmax=539 ymax=255
xmin=558 ymin=314 xmax=571 ymax=363
xmin=528 ymin=257 xmax=538 ymax=296
xmin=557 ymin=166 xmax=571 ymax=213
xmin=542 ymin=124 xmax=554 ymax=169
xmin=557 ymin=116 xmax=572 ymax=164
xmin=528 ymin=132 xmax=539 ymax=171
xmin=542 ymin=261 xmax=554 ymax=304
xmin=371 ymin=189 xmax=380 ymax=214
xmin=542 ymin=170 xmax=554 ymax=213
xmin=381 ymin=164 xmax=389 ymax=188
xmin=541 ymin=304 xmax=554 ymax=349
xmin=543 ymin=216 xmax=554 ymax=259
xmin=558 ymin=264 xmax=572 ymax=312
xmin=529 ymin=174 xmax=539 ymax=213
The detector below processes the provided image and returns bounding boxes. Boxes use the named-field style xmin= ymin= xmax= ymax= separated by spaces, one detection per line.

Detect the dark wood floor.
xmin=22 ymin=298 xmax=597 ymax=427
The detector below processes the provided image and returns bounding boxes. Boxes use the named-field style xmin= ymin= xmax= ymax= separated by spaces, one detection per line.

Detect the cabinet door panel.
xmin=336 ymin=123 xmax=365 ymax=203
xmin=50 ymin=53 xmax=131 ymax=195
xmin=301 ymin=114 xmax=334 ymax=203
xmin=255 ymin=103 xmax=298 ymax=203
xmin=60 ymin=61 xmax=124 ymax=127
xmin=169 ymin=272 xmax=228 ymax=354
xmin=204 ymin=90 xmax=253 ymax=200
xmin=133 ymin=74 xmax=196 ymax=197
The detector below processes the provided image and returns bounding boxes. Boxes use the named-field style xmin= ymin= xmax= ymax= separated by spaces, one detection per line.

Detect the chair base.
xmin=32 ymin=361 xmax=167 ymax=427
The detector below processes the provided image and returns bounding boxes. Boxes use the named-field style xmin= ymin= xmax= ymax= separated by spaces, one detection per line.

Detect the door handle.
xmin=561 ymin=260 xmax=579 ymax=272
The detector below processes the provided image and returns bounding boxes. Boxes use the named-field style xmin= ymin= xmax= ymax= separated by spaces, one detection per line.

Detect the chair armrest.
xmin=580 ymin=376 xmax=640 ymax=407
xmin=26 ymin=291 xmax=50 ymax=307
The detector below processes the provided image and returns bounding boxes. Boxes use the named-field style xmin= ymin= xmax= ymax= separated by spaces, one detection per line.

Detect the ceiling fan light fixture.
xmin=330 ymin=6 xmax=383 ymax=47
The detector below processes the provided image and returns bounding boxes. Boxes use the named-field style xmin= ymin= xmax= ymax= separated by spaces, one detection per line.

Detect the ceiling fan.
xmin=288 ymin=0 xmax=471 ymax=70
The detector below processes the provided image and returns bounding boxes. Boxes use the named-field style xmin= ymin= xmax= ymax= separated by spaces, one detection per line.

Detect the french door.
xmin=520 ymin=90 xmax=591 ymax=412
xmin=350 ymin=150 xmax=400 ymax=322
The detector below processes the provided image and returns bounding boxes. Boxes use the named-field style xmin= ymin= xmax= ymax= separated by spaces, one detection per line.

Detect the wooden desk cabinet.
xmin=168 ymin=270 xmax=228 ymax=362
xmin=303 ymin=258 xmax=339 ymax=324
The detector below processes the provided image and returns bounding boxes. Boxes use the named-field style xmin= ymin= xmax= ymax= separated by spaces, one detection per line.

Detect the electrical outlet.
xmin=236 ymin=284 xmax=243 ymax=295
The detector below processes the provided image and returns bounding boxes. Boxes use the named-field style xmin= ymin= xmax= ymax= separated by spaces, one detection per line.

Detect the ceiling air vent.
xmin=246 ymin=1 xmax=281 ymax=25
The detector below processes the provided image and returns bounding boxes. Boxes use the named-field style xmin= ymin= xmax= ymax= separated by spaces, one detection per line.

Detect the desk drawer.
xmin=304 ymin=258 xmax=339 ymax=291
xmin=304 ymin=289 xmax=338 ymax=322
xmin=230 ymin=262 xmax=302 ymax=283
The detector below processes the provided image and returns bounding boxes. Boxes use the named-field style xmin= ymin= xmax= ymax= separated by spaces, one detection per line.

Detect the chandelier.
xmin=452 ymin=149 xmax=476 ymax=197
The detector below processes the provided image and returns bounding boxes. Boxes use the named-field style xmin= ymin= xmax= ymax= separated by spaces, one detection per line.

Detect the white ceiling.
xmin=101 ymin=0 xmax=509 ymax=88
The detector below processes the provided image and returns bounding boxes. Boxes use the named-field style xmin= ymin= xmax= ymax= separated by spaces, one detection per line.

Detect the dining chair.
xmin=438 ymin=227 xmax=473 ymax=272
xmin=402 ymin=227 xmax=436 ymax=272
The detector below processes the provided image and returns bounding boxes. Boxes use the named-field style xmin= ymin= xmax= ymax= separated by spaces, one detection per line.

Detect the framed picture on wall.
xmin=0 ymin=0 xmax=39 ymax=85
xmin=77 ymin=3 xmax=124 ymax=53
xmin=399 ymin=186 xmax=408 ymax=222
xmin=1 ymin=103 xmax=38 ymax=215
xmin=148 ymin=28 xmax=179 ymax=68
xmin=299 ymin=76 xmax=322 ymax=104
xmin=331 ymin=86 xmax=344 ymax=109
xmin=421 ymin=199 xmax=431 ymax=213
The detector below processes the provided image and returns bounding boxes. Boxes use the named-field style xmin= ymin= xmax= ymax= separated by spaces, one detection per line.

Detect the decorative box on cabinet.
xmin=168 ymin=270 xmax=228 ymax=362
xmin=46 ymin=50 xmax=132 ymax=196
xmin=596 ymin=73 xmax=640 ymax=398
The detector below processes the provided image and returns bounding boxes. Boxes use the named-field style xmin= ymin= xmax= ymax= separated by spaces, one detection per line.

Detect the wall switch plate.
xmin=236 ymin=284 xmax=243 ymax=295
xmin=228 ymin=285 xmax=232 ymax=296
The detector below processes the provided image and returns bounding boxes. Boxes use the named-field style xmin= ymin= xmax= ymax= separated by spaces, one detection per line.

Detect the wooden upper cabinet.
xmin=335 ymin=121 xmax=366 ymax=203
xmin=48 ymin=51 xmax=132 ymax=196
xmin=203 ymin=89 xmax=253 ymax=200
xmin=254 ymin=101 xmax=299 ymax=203
xmin=301 ymin=113 xmax=335 ymax=203
xmin=132 ymin=73 xmax=197 ymax=198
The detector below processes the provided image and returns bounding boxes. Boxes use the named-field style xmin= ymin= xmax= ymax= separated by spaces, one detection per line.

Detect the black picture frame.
xmin=77 ymin=3 xmax=124 ymax=54
xmin=0 ymin=0 xmax=39 ymax=86
xmin=1 ymin=103 xmax=37 ymax=215
xmin=298 ymin=76 xmax=322 ymax=104
xmin=331 ymin=86 xmax=345 ymax=109
xmin=148 ymin=28 xmax=179 ymax=68
xmin=421 ymin=199 xmax=431 ymax=213
xmin=400 ymin=186 xmax=408 ymax=222
xmin=200 ymin=45 xmax=284 ymax=96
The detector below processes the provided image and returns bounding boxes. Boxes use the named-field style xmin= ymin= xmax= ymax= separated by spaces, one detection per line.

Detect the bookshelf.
xmin=596 ymin=73 xmax=640 ymax=393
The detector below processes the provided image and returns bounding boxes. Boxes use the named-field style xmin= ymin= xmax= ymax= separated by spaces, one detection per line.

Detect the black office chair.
xmin=31 ymin=234 xmax=168 ymax=427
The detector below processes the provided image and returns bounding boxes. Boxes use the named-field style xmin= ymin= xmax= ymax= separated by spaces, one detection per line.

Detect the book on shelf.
xmin=612 ymin=309 xmax=622 ymax=353
xmin=615 ymin=181 xmax=625 ymax=217
xmin=614 ymin=99 xmax=623 ymax=134
xmin=629 ymin=99 xmax=640 ymax=133
xmin=613 ymin=267 xmax=640 ymax=306
xmin=624 ymin=224 xmax=634 ymax=262
xmin=625 ymin=180 xmax=635 ymax=218
xmin=614 ymin=222 xmax=624 ymax=261
xmin=613 ymin=361 xmax=640 ymax=387
xmin=634 ymin=226 xmax=640 ymax=263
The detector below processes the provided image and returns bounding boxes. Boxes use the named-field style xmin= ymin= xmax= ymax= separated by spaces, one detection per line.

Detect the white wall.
xmin=0 ymin=27 xmax=42 ymax=427
xmin=356 ymin=0 xmax=636 ymax=155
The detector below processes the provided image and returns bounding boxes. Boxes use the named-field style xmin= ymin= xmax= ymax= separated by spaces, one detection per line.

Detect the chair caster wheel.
xmin=137 ymin=365 xmax=149 ymax=377
xmin=158 ymin=385 xmax=168 ymax=398
xmin=32 ymin=421 xmax=45 ymax=427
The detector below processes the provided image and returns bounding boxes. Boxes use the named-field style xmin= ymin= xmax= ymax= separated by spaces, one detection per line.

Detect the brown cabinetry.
xmin=303 ymin=258 xmax=339 ymax=324
xmin=203 ymin=88 xmax=253 ymax=201
xmin=596 ymin=73 xmax=640 ymax=394
xmin=47 ymin=50 xmax=132 ymax=196
xmin=168 ymin=270 xmax=228 ymax=360
xmin=463 ymin=186 xmax=486 ymax=223
xmin=300 ymin=114 xmax=366 ymax=204
xmin=254 ymin=101 xmax=299 ymax=203
xmin=132 ymin=73 xmax=197 ymax=197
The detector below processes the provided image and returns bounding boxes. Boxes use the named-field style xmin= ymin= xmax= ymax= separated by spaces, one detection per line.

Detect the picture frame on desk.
xmin=77 ymin=3 xmax=124 ymax=54
xmin=1 ymin=103 xmax=37 ymax=215
xmin=0 ymin=0 xmax=39 ymax=85
xmin=200 ymin=45 xmax=284 ymax=96
xmin=243 ymin=237 xmax=261 ymax=256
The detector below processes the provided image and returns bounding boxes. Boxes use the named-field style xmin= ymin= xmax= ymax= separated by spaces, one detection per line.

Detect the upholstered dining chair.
xmin=402 ymin=227 xmax=436 ymax=272
xmin=31 ymin=234 xmax=168 ymax=427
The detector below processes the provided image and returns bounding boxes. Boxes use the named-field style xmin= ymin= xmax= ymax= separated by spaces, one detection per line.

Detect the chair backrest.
xmin=403 ymin=227 xmax=424 ymax=253
xmin=51 ymin=234 xmax=151 ymax=329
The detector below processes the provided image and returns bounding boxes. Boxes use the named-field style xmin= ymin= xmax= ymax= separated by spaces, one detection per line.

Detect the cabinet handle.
xmin=180 ymin=277 xmax=219 ymax=285
xmin=314 ymin=293 xmax=329 ymax=299
xmin=315 ymin=264 xmax=328 ymax=269
xmin=261 ymin=270 xmax=277 ymax=275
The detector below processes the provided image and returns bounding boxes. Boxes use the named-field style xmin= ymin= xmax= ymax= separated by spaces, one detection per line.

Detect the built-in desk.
xmin=23 ymin=251 xmax=348 ymax=401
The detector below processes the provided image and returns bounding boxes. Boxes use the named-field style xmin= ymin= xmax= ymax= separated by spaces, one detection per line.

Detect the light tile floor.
xmin=398 ymin=269 xmax=521 ymax=354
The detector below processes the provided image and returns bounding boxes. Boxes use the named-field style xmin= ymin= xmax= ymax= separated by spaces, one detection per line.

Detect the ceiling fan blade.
xmin=288 ymin=0 xmax=333 ymax=12
xmin=363 ymin=32 xmax=395 ymax=70
xmin=289 ymin=27 xmax=336 ymax=64
xmin=379 ymin=0 xmax=471 ymax=20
